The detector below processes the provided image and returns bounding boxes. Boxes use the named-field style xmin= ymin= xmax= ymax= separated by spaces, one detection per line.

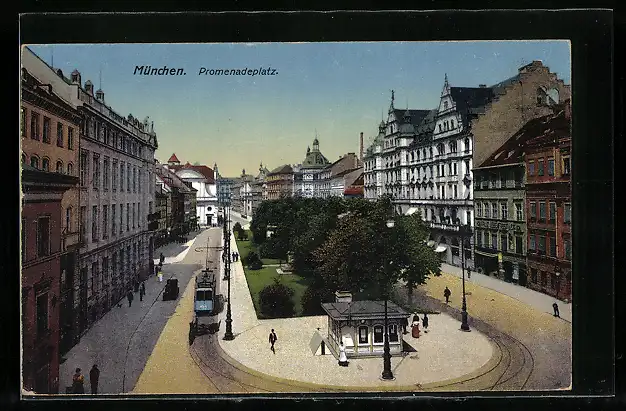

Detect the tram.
xmin=192 ymin=270 xmax=219 ymax=334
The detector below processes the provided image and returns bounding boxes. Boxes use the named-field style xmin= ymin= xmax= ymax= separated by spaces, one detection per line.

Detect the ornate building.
xmin=297 ymin=137 xmax=330 ymax=198
xmin=251 ymin=162 xmax=270 ymax=215
xmin=76 ymin=73 xmax=158 ymax=334
xmin=165 ymin=154 xmax=214 ymax=227
xmin=266 ymin=164 xmax=295 ymax=200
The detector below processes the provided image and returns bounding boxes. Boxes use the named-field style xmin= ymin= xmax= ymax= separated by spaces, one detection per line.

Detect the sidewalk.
xmin=216 ymin=233 xmax=495 ymax=389
xmin=153 ymin=230 xmax=202 ymax=266
xmin=440 ymin=263 xmax=572 ymax=323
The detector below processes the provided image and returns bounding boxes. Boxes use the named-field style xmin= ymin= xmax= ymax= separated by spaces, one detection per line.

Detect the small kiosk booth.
xmin=321 ymin=292 xmax=410 ymax=359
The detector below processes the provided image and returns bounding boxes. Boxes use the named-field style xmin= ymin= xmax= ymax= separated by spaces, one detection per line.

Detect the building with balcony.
xmin=524 ymin=100 xmax=571 ymax=301
xmin=165 ymin=154 xmax=216 ymax=227
xmin=20 ymin=60 xmax=83 ymax=355
xmin=266 ymin=164 xmax=295 ymax=200
xmin=297 ymin=137 xmax=330 ymax=198
xmin=21 ymin=165 xmax=79 ymax=393
xmin=473 ymin=120 xmax=533 ymax=285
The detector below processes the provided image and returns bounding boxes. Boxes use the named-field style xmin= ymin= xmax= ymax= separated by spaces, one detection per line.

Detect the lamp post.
xmin=381 ymin=214 xmax=395 ymax=380
xmin=555 ymin=266 xmax=560 ymax=299
xmin=223 ymin=199 xmax=234 ymax=340
xmin=460 ymin=223 xmax=471 ymax=332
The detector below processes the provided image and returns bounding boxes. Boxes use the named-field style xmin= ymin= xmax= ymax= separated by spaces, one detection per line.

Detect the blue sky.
xmin=27 ymin=41 xmax=571 ymax=177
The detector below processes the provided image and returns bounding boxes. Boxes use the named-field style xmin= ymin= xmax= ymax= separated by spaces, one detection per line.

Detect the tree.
xmin=243 ymin=251 xmax=263 ymax=270
xmin=259 ymin=277 xmax=295 ymax=318
xmin=301 ymin=283 xmax=334 ymax=316
xmin=233 ymin=222 xmax=243 ymax=233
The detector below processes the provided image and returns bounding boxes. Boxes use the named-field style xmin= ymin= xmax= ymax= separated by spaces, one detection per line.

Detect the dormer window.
xmin=444 ymin=101 xmax=448 ymax=109
xmin=438 ymin=124 xmax=442 ymax=133
xmin=451 ymin=119 xmax=455 ymax=129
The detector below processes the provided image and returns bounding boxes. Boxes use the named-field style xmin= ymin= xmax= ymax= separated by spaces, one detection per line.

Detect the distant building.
xmin=318 ymin=152 xmax=361 ymax=198
xmin=21 ymin=165 xmax=78 ymax=394
xmin=251 ymin=162 xmax=270 ymax=214
xmin=266 ymin=164 xmax=295 ymax=200
xmin=298 ymin=137 xmax=330 ymax=198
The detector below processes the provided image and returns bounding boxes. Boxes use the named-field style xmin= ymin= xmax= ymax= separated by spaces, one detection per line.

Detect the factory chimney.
xmin=359 ymin=132 xmax=364 ymax=163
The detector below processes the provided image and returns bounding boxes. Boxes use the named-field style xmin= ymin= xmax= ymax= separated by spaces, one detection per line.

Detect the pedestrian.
xmin=72 ymin=368 xmax=85 ymax=394
xmin=158 ymin=270 xmax=163 ymax=283
xmin=236 ymin=252 xmax=240 ymax=261
xmin=89 ymin=364 xmax=100 ymax=394
xmin=422 ymin=313 xmax=429 ymax=333
xmin=127 ymin=290 xmax=134 ymax=307
xmin=160 ymin=253 xmax=165 ymax=265
xmin=140 ymin=282 xmax=146 ymax=301
xmin=268 ymin=328 xmax=278 ymax=354
xmin=444 ymin=286 xmax=451 ymax=304
xmin=402 ymin=316 xmax=409 ymax=334
xmin=232 ymin=252 xmax=236 ymax=262
xmin=552 ymin=302 xmax=560 ymax=318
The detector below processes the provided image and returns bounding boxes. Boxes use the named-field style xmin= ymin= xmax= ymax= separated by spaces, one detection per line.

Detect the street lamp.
xmin=381 ymin=214 xmax=395 ymax=380
xmin=460 ymin=223 xmax=472 ymax=332
xmin=223 ymin=200 xmax=234 ymax=341
xmin=555 ymin=266 xmax=560 ymax=299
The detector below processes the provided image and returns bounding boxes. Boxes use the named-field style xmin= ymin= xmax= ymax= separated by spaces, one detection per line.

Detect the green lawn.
xmin=234 ymin=230 xmax=281 ymax=265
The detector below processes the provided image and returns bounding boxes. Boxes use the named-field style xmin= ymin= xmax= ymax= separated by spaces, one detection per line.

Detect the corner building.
xmin=74 ymin=72 xmax=158 ymax=333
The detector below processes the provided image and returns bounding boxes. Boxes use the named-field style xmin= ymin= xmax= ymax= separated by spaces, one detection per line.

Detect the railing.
xmin=430 ymin=222 xmax=461 ymax=232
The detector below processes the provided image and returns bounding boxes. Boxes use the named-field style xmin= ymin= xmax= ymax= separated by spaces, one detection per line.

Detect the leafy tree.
xmin=243 ymin=251 xmax=263 ymax=270
xmin=259 ymin=277 xmax=295 ymax=318
xmin=238 ymin=230 xmax=249 ymax=241
xmin=233 ymin=222 xmax=243 ymax=234
xmin=301 ymin=283 xmax=334 ymax=316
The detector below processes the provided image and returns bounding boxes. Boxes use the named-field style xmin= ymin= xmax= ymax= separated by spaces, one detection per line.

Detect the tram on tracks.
xmin=191 ymin=270 xmax=221 ymax=335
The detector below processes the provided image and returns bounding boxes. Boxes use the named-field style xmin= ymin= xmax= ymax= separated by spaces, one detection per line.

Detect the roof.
xmin=392 ymin=109 xmax=431 ymax=128
xmin=268 ymin=164 xmax=293 ymax=175
xmin=301 ymin=140 xmax=331 ymax=169
xmin=490 ymin=74 xmax=521 ymax=96
xmin=168 ymin=164 xmax=215 ymax=184
xmin=321 ymin=300 xmax=409 ymax=321
xmin=449 ymin=87 xmax=496 ymax=126
xmin=155 ymin=164 xmax=193 ymax=193
xmin=168 ymin=153 xmax=180 ymax=163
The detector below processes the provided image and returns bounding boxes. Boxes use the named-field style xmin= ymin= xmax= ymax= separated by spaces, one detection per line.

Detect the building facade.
xmin=318 ymin=152 xmax=361 ymax=198
xmin=20 ymin=64 xmax=83 ymax=355
xmin=21 ymin=166 xmax=79 ymax=393
xmin=266 ymin=164 xmax=295 ymax=200
xmin=76 ymin=73 xmax=158 ymax=334
xmin=250 ymin=163 xmax=269 ymax=215
xmin=525 ymin=101 xmax=572 ymax=301
xmin=298 ymin=138 xmax=330 ymax=198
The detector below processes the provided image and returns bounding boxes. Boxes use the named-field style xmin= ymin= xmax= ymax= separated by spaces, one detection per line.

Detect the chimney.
xmin=479 ymin=84 xmax=486 ymax=88
xmin=335 ymin=291 xmax=352 ymax=303
xmin=359 ymin=132 xmax=364 ymax=162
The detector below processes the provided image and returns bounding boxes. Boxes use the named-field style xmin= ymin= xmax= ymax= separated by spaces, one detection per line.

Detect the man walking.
xmin=444 ymin=286 xmax=451 ymax=304
xmin=268 ymin=329 xmax=278 ymax=354
xmin=139 ymin=282 xmax=146 ymax=302
xmin=422 ymin=313 xmax=429 ymax=333
xmin=552 ymin=302 xmax=560 ymax=318
xmin=127 ymin=290 xmax=134 ymax=307
xmin=89 ymin=364 xmax=100 ymax=394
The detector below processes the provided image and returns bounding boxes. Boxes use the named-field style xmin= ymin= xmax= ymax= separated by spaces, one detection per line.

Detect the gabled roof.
xmin=392 ymin=109 xmax=431 ymax=128
xmin=268 ymin=164 xmax=293 ymax=175
xmin=155 ymin=164 xmax=193 ymax=193
xmin=168 ymin=164 xmax=215 ymax=184
xmin=168 ymin=153 xmax=180 ymax=163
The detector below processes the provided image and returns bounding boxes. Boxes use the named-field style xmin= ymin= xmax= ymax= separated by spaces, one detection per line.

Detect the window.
xmin=373 ymin=325 xmax=384 ymax=343
xmin=476 ymin=230 xmax=482 ymax=247
xmin=103 ymin=157 xmax=110 ymax=191
xmin=93 ymin=154 xmax=100 ymax=190
xmin=515 ymin=235 xmax=523 ymax=254
xmin=80 ymin=151 xmax=88 ymax=186
xmin=485 ymin=203 xmax=491 ymax=218
xmin=103 ymin=205 xmax=108 ymax=239
xmin=68 ymin=127 xmax=74 ymax=150
xmin=549 ymin=234 xmax=556 ymax=257
xmin=92 ymin=206 xmax=98 ymax=242
xmin=466 ymin=211 xmax=471 ymax=225
xmin=564 ymin=237 xmax=572 ymax=260
xmin=564 ymin=203 xmax=571 ymax=223
xmin=562 ymin=156 xmax=571 ymax=175
xmin=491 ymin=233 xmax=498 ymax=249
xmin=30 ymin=156 xmax=39 ymax=169
xmin=120 ymin=162 xmax=125 ymax=191
xmin=538 ymin=234 xmax=546 ymax=255
xmin=530 ymin=201 xmax=536 ymax=221
xmin=443 ymin=101 xmax=448 ymax=109
xmin=112 ymin=159 xmax=118 ymax=191
xmin=55 ymin=161 xmax=63 ymax=173
xmin=529 ymin=233 xmax=536 ymax=252
xmin=451 ymin=119 xmax=455 ymax=129
xmin=389 ymin=324 xmax=399 ymax=342
xmin=31 ymin=112 xmax=40 ymax=140
xmin=56 ymin=123 xmax=64 ymax=147
xmin=528 ymin=161 xmax=535 ymax=176
xmin=501 ymin=234 xmax=508 ymax=252
xmin=43 ymin=117 xmax=51 ymax=143
xmin=133 ymin=167 xmax=137 ymax=193
xmin=80 ymin=206 xmax=86 ymax=242
xmin=539 ymin=202 xmax=546 ymax=221
xmin=492 ymin=203 xmax=498 ymax=219
xmin=120 ymin=204 xmax=124 ymax=234
xmin=127 ymin=164 xmax=131 ymax=192
xmin=515 ymin=203 xmax=523 ymax=221
xmin=538 ymin=159 xmax=545 ymax=176
xmin=112 ymin=204 xmax=116 ymax=237
xmin=42 ymin=158 xmax=50 ymax=172
xmin=67 ymin=163 xmax=73 ymax=176
xmin=36 ymin=292 xmax=49 ymax=338
xmin=501 ymin=203 xmax=508 ymax=220
xmin=476 ymin=202 xmax=483 ymax=217
xmin=21 ymin=107 xmax=26 ymax=136
xmin=132 ymin=203 xmax=136 ymax=229
xmin=453 ymin=185 xmax=458 ymax=198
xmin=65 ymin=207 xmax=72 ymax=232
xmin=548 ymin=157 xmax=555 ymax=176
xmin=126 ymin=203 xmax=130 ymax=231
xmin=358 ymin=326 xmax=369 ymax=344
xmin=453 ymin=163 xmax=457 ymax=175
xmin=549 ymin=202 xmax=556 ymax=222
xmin=37 ymin=217 xmax=50 ymax=257
xmin=438 ymin=124 xmax=442 ymax=133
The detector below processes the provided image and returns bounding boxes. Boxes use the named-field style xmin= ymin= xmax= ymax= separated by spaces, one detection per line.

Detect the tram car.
xmin=192 ymin=270 xmax=217 ymax=334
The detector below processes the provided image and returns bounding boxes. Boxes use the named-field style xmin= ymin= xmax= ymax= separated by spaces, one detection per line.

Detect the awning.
xmin=405 ymin=207 xmax=418 ymax=216
xmin=435 ymin=245 xmax=447 ymax=253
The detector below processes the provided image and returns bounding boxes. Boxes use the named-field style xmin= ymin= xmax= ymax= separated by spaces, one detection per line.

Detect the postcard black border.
xmin=9 ymin=8 xmax=619 ymax=411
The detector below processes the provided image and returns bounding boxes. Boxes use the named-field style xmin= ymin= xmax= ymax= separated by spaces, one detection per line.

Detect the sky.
xmin=27 ymin=41 xmax=571 ymax=177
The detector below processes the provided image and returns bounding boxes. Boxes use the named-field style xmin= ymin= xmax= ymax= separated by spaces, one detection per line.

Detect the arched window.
xmin=56 ymin=161 xmax=63 ymax=173
xmin=443 ymin=101 xmax=449 ymax=110
xmin=388 ymin=324 xmax=399 ymax=342
xmin=438 ymin=143 xmax=445 ymax=155
xmin=358 ymin=326 xmax=369 ymax=344
xmin=464 ymin=138 xmax=470 ymax=153
xmin=373 ymin=325 xmax=384 ymax=343
xmin=30 ymin=155 xmax=39 ymax=169
xmin=451 ymin=119 xmax=455 ymax=129
xmin=42 ymin=157 xmax=50 ymax=172
xmin=65 ymin=207 xmax=72 ymax=231
xmin=67 ymin=163 xmax=74 ymax=175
